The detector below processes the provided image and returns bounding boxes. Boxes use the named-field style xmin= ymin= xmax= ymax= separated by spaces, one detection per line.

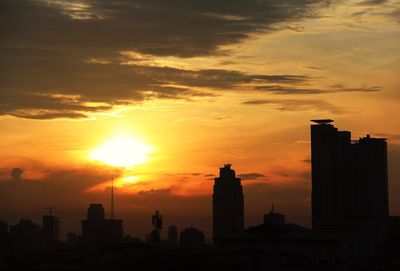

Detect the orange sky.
xmin=0 ymin=0 xmax=399 ymax=239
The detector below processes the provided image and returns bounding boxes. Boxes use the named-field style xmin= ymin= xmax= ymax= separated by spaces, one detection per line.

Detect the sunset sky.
xmin=1 ymin=0 xmax=399 ymax=240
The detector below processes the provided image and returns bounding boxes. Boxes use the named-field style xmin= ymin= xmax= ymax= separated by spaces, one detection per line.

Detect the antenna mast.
xmin=111 ymin=177 xmax=115 ymax=219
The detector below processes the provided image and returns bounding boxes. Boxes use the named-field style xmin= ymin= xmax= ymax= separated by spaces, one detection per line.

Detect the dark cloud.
xmin=241 ymin=99 xmax=344 ymax=114
xmin=253 ymin=84 xmax=382 ymax=95
xmin=389 ymin=8 xmax=400 ymax=22
xmin=237 ymin=173 xmax=267 ymax=180
xmin=254 ymin=85 xmax=322 ymax=94
xmin=0 ymin=90 xmax=113 ymax=119
xmin=356 ymin=0 xmax=387 ymax=6
xmin=0 ymin=50 xmax=318 ymax=119
xmin=137 ymin=188 xmax=172 ymax=198
xmin=0 ymin=0 xmax=381 ymax=119
xmin=0 ymin=0 xmax=326 ymax=57
xmin=304 ymin=66 xmax=323 ymax=71
xmin=0 ymin=0 xmax=329 ymax=119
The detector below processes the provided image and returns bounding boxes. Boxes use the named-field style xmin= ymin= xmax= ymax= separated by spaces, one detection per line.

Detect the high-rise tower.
xmin=213 ymin=164 xmax=244 ymax=242
xmin=310 ymin=120 xmax=388 ymax=249
xmin=81 ymin=203 xmax=123 ymax=246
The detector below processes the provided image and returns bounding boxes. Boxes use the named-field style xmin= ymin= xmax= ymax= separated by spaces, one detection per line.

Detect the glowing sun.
xmin=90 ymin=137 xmax=151 ymax=167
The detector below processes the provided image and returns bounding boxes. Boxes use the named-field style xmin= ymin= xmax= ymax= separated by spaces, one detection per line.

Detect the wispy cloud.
xmin=242 ymin=99 xmax=344 ymax=114
xmin=237 ymin=173 xmax=267 ymax=180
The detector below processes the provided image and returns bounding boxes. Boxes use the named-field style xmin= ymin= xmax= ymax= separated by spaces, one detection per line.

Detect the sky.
xmin=0 ymin=0 xmax=399 ymax=240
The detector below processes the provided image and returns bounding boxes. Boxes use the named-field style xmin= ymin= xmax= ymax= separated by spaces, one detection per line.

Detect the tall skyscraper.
xmin=310 ymin=120 xmax=388 ymax=249
xmin=213 ymin=164 xmax=244 ymax=241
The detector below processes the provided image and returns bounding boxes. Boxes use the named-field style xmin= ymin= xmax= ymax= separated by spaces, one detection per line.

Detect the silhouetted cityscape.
xmin=0 ymin=120 xmax=399 ymax=270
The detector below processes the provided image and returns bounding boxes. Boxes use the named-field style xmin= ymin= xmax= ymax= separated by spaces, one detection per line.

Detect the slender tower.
xmin=110 ymin=178 xmax=115 ymax=220
xmin=212 ymin=164 xmax=244 ymax=243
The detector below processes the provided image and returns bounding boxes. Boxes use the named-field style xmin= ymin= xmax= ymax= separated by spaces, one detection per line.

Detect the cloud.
xmin=0 ymin=50 xmax=319 ymax=119
xmin=389 ymin=8 xmax=400 ymax=22
xmin=137 ymin=188 xmax=172 ymax=198
xmin=373 ymin=133 xmax=400 ymax=143
xmin=237 ymin=173 xmax=267 ymax=180
xmin=0 ymin=163 xmax=122 ymax=219
xmin=0 ymin=0 xmax=383 ymax=120
xmin=1 ymin=0 xmax=326 ymax=58
xmin=0 ymin=0 xmax=328 ymax=120
xmin=0 ymin=91 xmax=113 ymax=119
xmin=241 ymin=99 xmax=344 ymax=114
xmin=356 ymin=0 xmax=387 ymax=6
xmin=253 ymin=84 xmax=382 ymax=95
xmin=350 ymin=0 xmax=400 ymax=23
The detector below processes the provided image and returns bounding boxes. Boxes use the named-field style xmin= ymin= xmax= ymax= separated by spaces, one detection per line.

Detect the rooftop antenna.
xmin=271 ymin=204 xmax=275 ymax=213
xmin=110 ymin=177 xmax=115 ymax=220
xmin=49 ymin=207 xmax=56 ymax=216
xmin=40 ymin=206 xmax=56 ymax=216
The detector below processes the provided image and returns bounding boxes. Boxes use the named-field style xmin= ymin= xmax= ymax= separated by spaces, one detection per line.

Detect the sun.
xmin=90 ymin=136 xmax=151 ymax=167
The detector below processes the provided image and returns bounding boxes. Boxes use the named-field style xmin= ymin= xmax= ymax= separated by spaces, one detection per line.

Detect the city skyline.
xmin=1 ymin=120 xmax=398 ymax=241
xmin=1 ymin=120 xmax=399 ymax=269
xmin=1 ymin=0 xmax=400 ymax=242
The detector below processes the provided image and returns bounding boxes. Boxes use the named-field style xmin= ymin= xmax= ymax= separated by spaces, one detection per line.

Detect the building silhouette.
xmin=42 ymin=214 xmax=60 ymax=242
xmin=168 ymin=225 xmax=178 ymax=245
xmin=87 ymin=203 xmax=105 ymax=220
xmin=180 ymin=227 xmax=205 ymax=249
xmin=264 ymin=204 xmax=285 ymax=225
xmin=311 ymin=120 xmax=388 ymax=253
xmin=0 ymin=221 xmax=9 ymax=246
xmin=81 ymin=203 xmax=123 ymax=246
xmin=66 ymin=232 xmax=78 ymax=245
xmin=213 ymin=164 xmax=244 ymax=242
xmin=9 ymin=219 xmax=43 ymax=250
xmin=0 ymin=221 xmax=7 ymax=236
xmin=216 ymin=209 xmax=339 ymax=263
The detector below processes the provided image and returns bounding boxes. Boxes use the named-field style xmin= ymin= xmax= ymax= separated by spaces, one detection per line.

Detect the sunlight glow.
xmin=121 ymin=176 xmax=139 ymax=184
xmin=90 ymin=137 xmax=151 ymax=167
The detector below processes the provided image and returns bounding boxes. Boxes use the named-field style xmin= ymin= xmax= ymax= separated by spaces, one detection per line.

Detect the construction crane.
xmin=40 ymin=206 xmax=56 ymax=216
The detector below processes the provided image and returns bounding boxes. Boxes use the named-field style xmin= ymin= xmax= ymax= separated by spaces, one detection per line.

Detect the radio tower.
xmin=152 ymin=210 xmax=163 ymax=241
xmin=110 ymin=177 xmax=115 ymax=219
